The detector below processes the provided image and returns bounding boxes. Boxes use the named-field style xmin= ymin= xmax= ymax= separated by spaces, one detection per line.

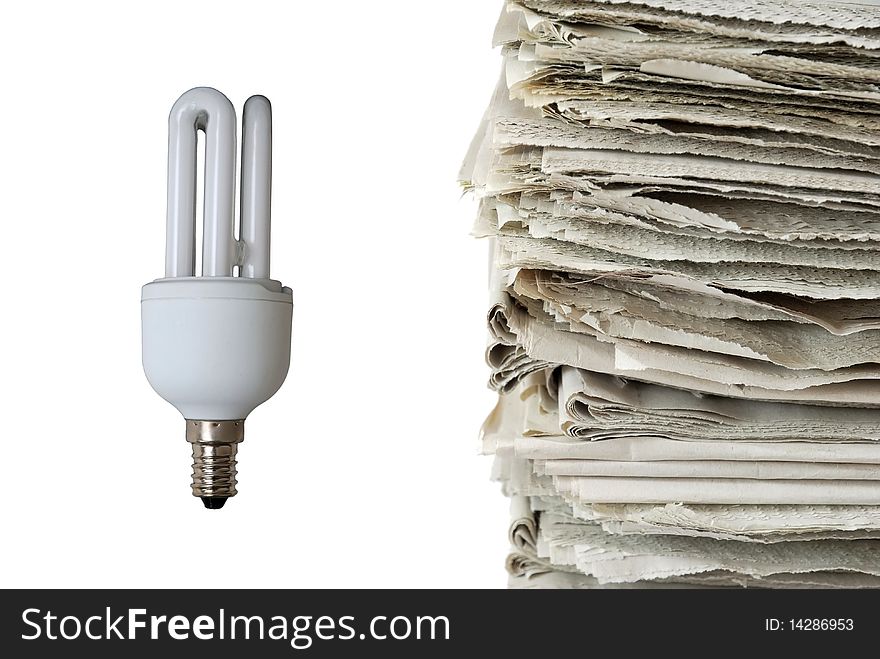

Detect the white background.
xmin=0 ymin=1 xmax=509 ymax=587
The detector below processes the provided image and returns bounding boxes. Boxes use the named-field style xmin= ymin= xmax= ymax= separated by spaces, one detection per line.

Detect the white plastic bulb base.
xmin=142 ymin=277 xmax=292 ymax=507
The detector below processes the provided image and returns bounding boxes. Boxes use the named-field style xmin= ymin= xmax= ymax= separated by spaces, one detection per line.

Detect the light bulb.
xmin=141 ymin=87 xmax=292 ymax=509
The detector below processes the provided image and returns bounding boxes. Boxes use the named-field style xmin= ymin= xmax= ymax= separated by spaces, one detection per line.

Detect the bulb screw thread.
xmin=185 ymin=420 xmax=245 ymax=506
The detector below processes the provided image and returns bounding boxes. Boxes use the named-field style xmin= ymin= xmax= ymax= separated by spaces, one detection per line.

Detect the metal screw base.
xmin=186 ymin=420 xmax=244 ymax=507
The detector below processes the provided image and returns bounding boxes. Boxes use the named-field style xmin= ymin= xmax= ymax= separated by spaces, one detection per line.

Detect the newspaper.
xmin=465 ymin=0 xmax=880 ymax=587
xmin=507 ymin=496 xmax=880 ymax=587
xmin=555 ymin=368 xmax=880 ymax=441
xmin=537 ymin=509 xmax=880 ymax=584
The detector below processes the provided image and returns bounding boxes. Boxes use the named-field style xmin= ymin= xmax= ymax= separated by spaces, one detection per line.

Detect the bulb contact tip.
xmin=201 ymin=496 xmax=229 ymax=509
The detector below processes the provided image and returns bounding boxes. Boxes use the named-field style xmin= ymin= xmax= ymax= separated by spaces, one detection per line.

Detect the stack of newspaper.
xmin=462 ymin=0 xmax=880 ymax=587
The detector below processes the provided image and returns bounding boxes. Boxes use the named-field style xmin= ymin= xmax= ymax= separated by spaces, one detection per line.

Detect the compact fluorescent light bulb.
xmin=141 ymin=87 xmax=292 ymax=509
